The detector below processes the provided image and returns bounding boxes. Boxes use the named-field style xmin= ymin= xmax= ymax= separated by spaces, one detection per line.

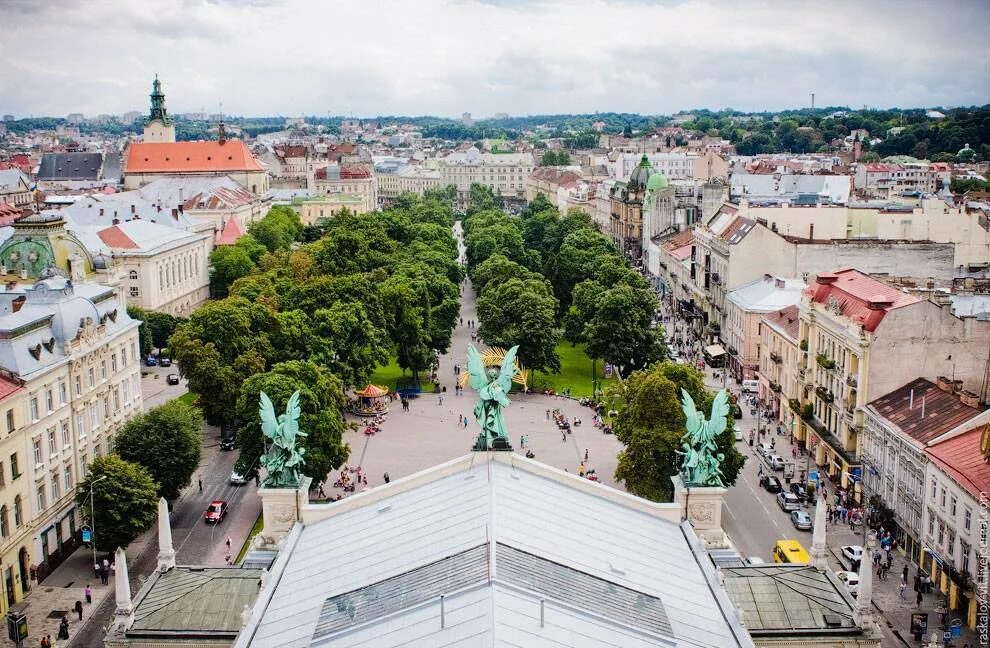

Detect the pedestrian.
xmin=94 ymin=562 xmax=101 ymax=580
xmin=561 ymin=430 xmax=566 ymax=443
xmin=916 ymin=589 xmax=923 ymax=607
xmin=41 ymin=635 xmax=50 ymax=648
xmin=225 ymin=553 xmax=232 ymax=565
xmin=74 ymin=600 xmax=83 ymax=620
xmin=899 ymin=581 xmax=906 ymax=598
xmin=85 ymin=583 xmax=92 ymax=603
xmin=100 ymin=566 xmax=107 ymax=585
xmin=438 ymin=395 xmax=443 ymax=406
xmin=458 ymin=414 xmax=463 ymax=426
xmin=225 ymin=536 xmax=232 ymax=551
xmin=58 ymin=618 xmax=69 ymax=640
xmin=584 ymin=448 xmax=589 ymax=463
xmin=545 ymin=409 xmax=550 ymax=421
xmin=902 ymin=565 xmax=909 ymax=583
xmin=384 ymin=472 xmax=390 ymax=484
xmin=198 ymin=478 xmax=203 ymax=493
xmin=579 ymin=463 xmax=585 ymax=477
xmin=254 ymin=473 xmax=260 ymax=487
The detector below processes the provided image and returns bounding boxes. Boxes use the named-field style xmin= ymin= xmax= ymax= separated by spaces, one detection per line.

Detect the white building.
xmin=724 ymin=275 xmax=804 ymax=381
xmin=439 ymin=148 xmax=533 ymax=202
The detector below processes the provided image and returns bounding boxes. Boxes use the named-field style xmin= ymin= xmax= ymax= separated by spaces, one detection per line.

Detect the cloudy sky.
xmin=1 ymin=0 xmax=988 ymax=119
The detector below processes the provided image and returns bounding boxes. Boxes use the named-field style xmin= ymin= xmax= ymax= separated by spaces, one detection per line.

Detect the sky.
xmin=1 ymin=0 xmax=988 ymax=119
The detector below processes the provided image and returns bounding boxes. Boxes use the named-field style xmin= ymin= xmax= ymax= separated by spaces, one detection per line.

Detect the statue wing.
xmin=709 ymin=389 xmax=730 ymax=435
xmin=466 ymin=344 xmax=487 ymax=391
xmin=497 ymin=345 xmax=519 ymax=394
xmin=284 ymin=390 xmax=306 ymax=439
xmin=680 ymin=388 xmax=702 ymax=434
xmin=259 ymin=391 xmax=278 ymax=440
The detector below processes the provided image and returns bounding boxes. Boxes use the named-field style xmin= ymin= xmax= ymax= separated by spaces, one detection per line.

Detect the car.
xmin=841 ymin=545 xmax=864 ymax=571
xmin=741 ymin=379 xmax=759 ymax=393
xmin=230 ymin=470 xmax=249 ymax=485
xmin=144 ymin=355 xmax=158 ymax=367
xmin=790 ymin=483 xmax=809 ymax=502
xmin=756 ymin=442 xmax=773 ymax=457
xmin=732 ymin=404 xmax=743 ymax=419
xmin=745 ymin=556 xmax=766 ymax=565
xmin=776 ymin=492 xmax=801 ymax=512
xmin=734 ymin=425 xmax=743 ymax=442
xmin=220 ymin=436 xmax=235 ymax=451
xmin=764 ymin=454 xmax=785 ymax=471
xmin=835 ymin=570 xmax=860 ymax=596
xmin=204 ymin=500 xmax=228 ymax=523
xmin=760 ymin=475 xmax=783 ymax=493
xmin=166 ymin=373 xmax=180 ymax=385
xmin=159 ymin=357 xmax=172 ymax=367
xmin=790 ymin=510 xmax=813 ymax=530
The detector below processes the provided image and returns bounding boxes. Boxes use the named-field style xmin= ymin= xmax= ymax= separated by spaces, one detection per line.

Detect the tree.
xmin=476 ymin=277 xmax=561 ymax=373
xmin=308 ymin=302 xmax=390 ymax=387
xmin=472 ymin=254 xmax=541 ymax=296
xmin=143 ymin=311 xmax=181 ymax=351
xmin=249 ymin=205 xmax=303 ymax=252
xmin=209 ymin=246 xmax=256 ymax=298
xmin=76 ymin=455 xmax=158 ymax=551
xmin=235 ymin=361 xmax=349 ymax=482
xmin=611 ymin=363 xmax=745 ymax=502
xmin=127 ymin=305 xmax=153 ymax=357
xmin=115 ymin=400 xmax=203 ymax=501
xmin=581 ymin=285 xmax=665 ymax=377
xmin=381 ymin=276 xmax=432 ymax=384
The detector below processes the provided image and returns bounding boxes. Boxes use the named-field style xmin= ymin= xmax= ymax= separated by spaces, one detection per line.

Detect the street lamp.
xmin=88 ymin=475 xmax=108 ymax=566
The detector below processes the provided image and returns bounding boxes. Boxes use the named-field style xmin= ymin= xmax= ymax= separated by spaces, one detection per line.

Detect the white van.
xmin=741 ymin=380 xmax=759 ymax=394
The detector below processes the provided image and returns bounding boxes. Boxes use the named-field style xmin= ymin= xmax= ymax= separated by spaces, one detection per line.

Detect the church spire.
xmin=148 ymin=74 xmax=172 ymax=125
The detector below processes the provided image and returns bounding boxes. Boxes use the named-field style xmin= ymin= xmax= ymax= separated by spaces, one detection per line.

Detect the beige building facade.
xmin=375 ymin=166 xmax=443 ymax=202
xmin=758 ymin=306 xmax=801 ymax=437
xmin=439 ymin=148 xmax=533 ymax=202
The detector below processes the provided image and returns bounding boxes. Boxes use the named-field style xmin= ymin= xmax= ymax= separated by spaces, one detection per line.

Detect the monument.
xmin=672 ymin=388 xmax=731 ymax=548
xmin=462 ymin=344 xmax=526 ymax=451
xmin=255 ymin=390 xmax=312 ymax=549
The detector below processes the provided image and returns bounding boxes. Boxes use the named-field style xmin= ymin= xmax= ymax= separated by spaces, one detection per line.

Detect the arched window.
xmin=0 ymin=505 xmax=8 ymax=538
xmin=128 ymin=270 xmax=138 ymax=281
xmin=13 ymin=495 xmax=22 ymax=527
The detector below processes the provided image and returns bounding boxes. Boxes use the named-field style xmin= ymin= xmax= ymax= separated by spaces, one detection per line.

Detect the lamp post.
xmin=88 ymin=475 xmax=108 ymax=566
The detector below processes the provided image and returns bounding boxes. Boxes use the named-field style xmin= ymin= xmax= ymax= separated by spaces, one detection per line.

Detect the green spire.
xmin=148 ymin=74 xmax=172 ymax=125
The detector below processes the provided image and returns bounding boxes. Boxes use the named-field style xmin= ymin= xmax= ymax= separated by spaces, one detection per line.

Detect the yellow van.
xmin=772 ymin=540 xmax=811 ymax=564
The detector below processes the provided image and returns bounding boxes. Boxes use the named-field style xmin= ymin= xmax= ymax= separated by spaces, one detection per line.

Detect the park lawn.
xmin=177 ymin=391 xmax=198 ymax=407
xmin=368 ymin=356 xmax=436 ymax=393
xmin=531 ymin=342 xmax=616 ymax=399
xmin=235 ymin=514 xmax=264 ymax=563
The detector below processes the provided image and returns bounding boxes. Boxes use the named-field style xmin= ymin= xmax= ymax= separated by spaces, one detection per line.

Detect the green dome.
xmin=647 ymin=172 xmax=669 ymax=191
xmin=628 ymin=154 xmax=653 ymax=192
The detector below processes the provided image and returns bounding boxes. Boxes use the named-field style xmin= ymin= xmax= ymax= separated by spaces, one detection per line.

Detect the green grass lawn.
xmin=235 ymin=514 xmax=264 ymax=563
xmin=177 ymin=392 xmax=198 ymax=407
xmin=530 ymin=342 xmax=617 ymax=399
xmin=368 ymin=356 xmax=436 ymax=393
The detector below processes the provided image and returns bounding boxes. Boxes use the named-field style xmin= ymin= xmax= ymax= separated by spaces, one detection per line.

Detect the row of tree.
xmin=464 ymin=190 xmax=666 ymax=379
xmin=172 ymin=196 xmax=462 ymax=480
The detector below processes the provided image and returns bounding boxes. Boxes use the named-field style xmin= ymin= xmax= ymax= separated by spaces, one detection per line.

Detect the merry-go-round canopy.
xmin=354 ymin=384 xmax=389 ymax=398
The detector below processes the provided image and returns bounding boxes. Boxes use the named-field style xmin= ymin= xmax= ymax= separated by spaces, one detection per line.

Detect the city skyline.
xmin=1 ymin=0 xmax=988 ymax=118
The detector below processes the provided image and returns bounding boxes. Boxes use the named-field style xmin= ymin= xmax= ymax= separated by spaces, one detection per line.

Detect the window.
xmin=12 ymin=496 xmax=20 ymax=527
xmin=128 ymin=270 xmax=138 ymax=280
xmin=32 ymin=438 xmax=41 ymax=465
xmin=80 ymin=454 xmax=87 ymax=478
xmin=931 ymin=479 xmax=937 ymax=500
xmin=87 ymin=368 xmax=94 ymax=388
xmin=47 ymin=430 xmax=56 ymax=456
xmin=0 ymin=506 xmax=8 ymax=538
xmin=75 ymin=412 xmax=86 ymax=439
xmin=965 ymin=508 xmax=972 ymax=531
xmin=9 ymin=454 xmax=18 ymax=480
xmin=122 ymin=381 xmax=130 ymax=404
xmin=938 ymin=522 xmax=945 ymax=546
xmin=929 ymin=512 xmax=935 ymax=536
xmin=90 ymin=403 xmax=98 ymax=428
xmin=951 ymin=497 xmax=957 ymax=516
xmin=111 ymin=354 xmax=117 ymax=373
xmin=941 ymin=489 xmax=946 ymax=507
xmin=61 ymin=421 xmax=70 ymax=448
xmin=63 ymin=465 xmax=71 ymax=492
xmin=50 ymin=472 xmax=59 ymax=499
xmin=46 ymin=389 xmax=53 ymax=412
xmin=962 ymin=542 xmax=971 ymax=573
xmin=113 ymin=389 xmax=120 ymax=412
xmin=74 ymin=375 xmax=81 ymax=396
xmin=947 ymin=530 xmax=955 ymax=556
xmin=36 ymin=483 xmax=46 ymax=511
xmin=4 ymin=409 xmax=12 ymax=434
xmin=103 ymin=397 xmax=110 ymax=419
xmin=101 ymin=360 xmax=107 ymax=381
xmin=29 ymin=397 xmax=38 ymax=421
xmin=121 ymin=346 xmax=127 ymax=366
xmin=59 ymin=382 xmax=66 ymax=405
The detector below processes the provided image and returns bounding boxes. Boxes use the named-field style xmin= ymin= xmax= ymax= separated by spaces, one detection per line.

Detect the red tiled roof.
xmin=0 ymin=376 xmax=22 ymax=401
xmin=340 ymin=166 xmax=370 ymax=179
xmin=125 ymin=140 xmax=264 ymax=174
xmin=98 ymin=225 xmax=139 ymax=249
xmin=762 ymin=305 xmax=800 ymax=341
xmin=868 ymin=377 xmax=985 ymax=447
xmin=863 ymin=164 xmax=899 ymax=172
xmin=808 ymin=268 xmax=919 ymax=332
xmin=216 ymin=215 xmax=246 ymax=246
xmin=926 ymin=424 xmax=990 ymax=499
xmin=0 ymin=203 xmax=21 ymax=225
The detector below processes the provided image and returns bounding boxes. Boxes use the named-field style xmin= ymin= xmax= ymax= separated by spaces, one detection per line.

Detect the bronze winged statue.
xmin=259 ymin=390 xmax=307 ymax=488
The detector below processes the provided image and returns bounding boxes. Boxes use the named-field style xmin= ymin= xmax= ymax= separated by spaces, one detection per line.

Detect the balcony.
xmin=815 ymin=385 xmax=835 ymax=403
xmin=770 ymin=351 xmax=783 ymax=364
xmin=846 ymin=375 xmax=858 ymax=388
xmin=816 ymin=354 xmax=836 ymax=371
xmin=710 ymin=272 xmax=721 ymax=285
xmin=769 ymin=381 xmax=782 ymax=393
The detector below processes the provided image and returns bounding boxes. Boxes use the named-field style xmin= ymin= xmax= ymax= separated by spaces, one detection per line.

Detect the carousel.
xmin=348 ymin=384 xmax=391 ymax=415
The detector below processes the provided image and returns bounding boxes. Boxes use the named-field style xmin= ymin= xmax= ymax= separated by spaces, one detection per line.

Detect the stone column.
xmin=671 ymin=475 xmax=728 ymax=548
xmin=157 ymin=497 xmax=175 ymax=573
xmin=113 ymin=547 xmax=134 ymax=631
xmin=256 ymin=476 xmax=312 ymax=550
xmin=810 ymin=497 xmax=828 ymax=570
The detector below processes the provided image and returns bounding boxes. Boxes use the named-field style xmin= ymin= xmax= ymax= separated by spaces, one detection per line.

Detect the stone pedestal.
xmin=256 ymin=476 xmax=312 ymax=550
xmin=671 ymin=475 xmax=728 ymax=549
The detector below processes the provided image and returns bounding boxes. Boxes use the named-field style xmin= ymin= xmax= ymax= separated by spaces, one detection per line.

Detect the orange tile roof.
xmin=125 ymin=140 xmax=264 ymax=174
xmin=808 ymin=268 xmax=919 ymax=332
xmin=216 ymin=215 xmax=246 ymax=246
xmin=762 ymin=305 xmax=800 ymax=341
xmin=0 ymin=376 xmax=22 ymax=401
xmin=868 ymin=378 xmax=984 ymax=447
xmin=98 ymin=225 xmax=139 ymax=249
xmin=926 ymin=424 xmax=990 ymax=499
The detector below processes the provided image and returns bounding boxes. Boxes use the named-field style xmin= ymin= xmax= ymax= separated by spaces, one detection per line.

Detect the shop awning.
xmin=354 ymin=384 xmax=389 ymax=398
xmin=705 ymin=344 xmax=726 ymax=357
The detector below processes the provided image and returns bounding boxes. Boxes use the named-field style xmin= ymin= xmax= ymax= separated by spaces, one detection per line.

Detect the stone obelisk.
xmin=157 ymin=497 xmax=176 ymax=573
xmin=113 ymin=547 xmax=134 ymax=631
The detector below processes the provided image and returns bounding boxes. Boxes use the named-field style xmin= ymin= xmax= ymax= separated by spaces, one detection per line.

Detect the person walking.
xmin=899 ymin=580 xmax=906 ymax=598
xmin=383 ymin=472 xmax=390 ymax=484
xmin=58 ymin=618 xmax=69 ymax=641
xmin=85 ymin=583 xmax=92 ymax=604
xmin=225 ymin=537 xmax=232 ymax=552
xmin=41 ymin=635 xmax=50 ymax=648
xmin=438 ymin=395 xmax=443 ymax=406
xmin=916 ymin=589 xmax=923 ymax=607
xmin=198 ymin=478 xmax=203 ymax=493
xmin=74 ymin=600 xmax=83 ymax=620
xmin=584 ymin=448 xmax=589 ymax=463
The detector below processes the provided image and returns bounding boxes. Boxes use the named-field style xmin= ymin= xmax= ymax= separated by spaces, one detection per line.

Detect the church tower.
xmin=143 ymin=75 xmax=176 ymax=143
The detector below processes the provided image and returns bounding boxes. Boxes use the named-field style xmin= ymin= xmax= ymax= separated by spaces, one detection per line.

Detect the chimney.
xmin=130 ymin=204 xmax=135 ymax=214
xmin=112 ymin=218 xmax=120 ymax=225
xmin=99 ymin=208 xmax=104 ymax=216
xmin=156 ymin=204 xmax=162 ymax=213
xmin=171 ymin=208 xmax=178 ymax=219
xmin=936 ymin=376 xmax=953 ymax=392
xmin=952 ymin=379 xmax=964 ymax=393
xmin=959 ymin=390 xmax=980 ymax=408
xmin=920 ymin=396 xmax=926 ymax=419
xmin=909 ymin=389 xmax=914 ymax=409
xmin=178 ymin=203 xmax=183 ymax=214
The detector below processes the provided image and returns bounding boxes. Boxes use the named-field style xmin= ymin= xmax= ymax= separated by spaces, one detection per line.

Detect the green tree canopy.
xmin=249 ymin=205 xmax=303 ymax=252
xmin=127 ymin=305 xmax=153 ymax=357
xmin=209 ymin=245 xmax=256 ymax=298
xmin=76 ymin=455 xmax=158 ymax=551
xmin=476 ymin=277 xmax=561 ymax=373
xmin=115 ymin=400 xmax=203 ymax=501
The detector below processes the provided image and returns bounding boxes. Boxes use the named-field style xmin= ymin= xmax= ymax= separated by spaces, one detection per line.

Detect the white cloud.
xmin=0 ymin=0 xmax=987 ymax=117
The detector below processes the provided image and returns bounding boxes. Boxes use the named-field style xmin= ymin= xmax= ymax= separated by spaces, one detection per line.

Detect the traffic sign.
xmin=81 ymin=526 xmax=91 ymax=543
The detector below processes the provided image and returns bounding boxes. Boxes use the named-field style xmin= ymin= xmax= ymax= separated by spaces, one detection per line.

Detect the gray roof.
xmin=37 ymin=153 xmax=104 ymax=181
xmin=0 ymin=169 xmax=30 ymax=192
xmin=129 ymin=567 xmax=262 ymax=637
xmin=243 ymin=454 xmax=750 ymax=648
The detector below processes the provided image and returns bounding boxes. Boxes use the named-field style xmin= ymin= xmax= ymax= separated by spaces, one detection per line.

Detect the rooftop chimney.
xmin=130 ymin=204 xmax=135 ymax=214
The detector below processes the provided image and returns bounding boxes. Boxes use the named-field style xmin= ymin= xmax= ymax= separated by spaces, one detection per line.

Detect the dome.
xmin=92 ymin=253 xmax=112 ymax=270
xmin=627 ymin=155 xmax=653 ymax=192
xmin=50 ymin=295 xmax=101 ymax=342
xmin=646 ymin=172 xmax=669 ymax=191
xmin=957 ymin=142 xmax=975 ymax=158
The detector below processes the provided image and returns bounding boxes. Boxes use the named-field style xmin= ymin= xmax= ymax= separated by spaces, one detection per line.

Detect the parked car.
xmin=230 ymin=470 xmax=249 ymax=485
xmin=166 ymin=373 xmax=180 ymax=385
xmin=746 ymin=556 xmax=766 ymax=565
xmin=734 ymin=426 xmax=743 ymax=442
xmin=835 ymin=570 xmax=860 ymax=597
xmin=159 ymin=357 xmax=172 ymax=367
xmin=789 ymin=483 xmax=809 ymax=502
xmin=756 ymin=442 xmax=773 ymax=457
xmin=732 ymin=404 xmax=743 ymax=419
xmin=776 ymin=492 xmax=801 ymax=512
xmin=144 ymin=355 xmax=158 ymax=367
xmin=790 ymin=510 xmax=813 ymax=530
xmin=220 ymin=436 xmax=235 ymax=451
xmin=760 ymin=475 xmax=783 ymax=493
xmin=741 ymin=379 xmax=759 ymax=393
xmin=204 ymin=500 xmax=228 ymax=523
xmin=841 ymin=545 xmax=864 ymax=571
xmin=764 ymin=454 xmax=785 ymax=471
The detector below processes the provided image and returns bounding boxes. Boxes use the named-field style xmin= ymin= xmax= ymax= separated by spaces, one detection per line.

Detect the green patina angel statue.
xmin=677 ymin=388 xmax=730 ymax=487
xmin=259 ymin=390 xmax=307 ymax=488
xmin=464 ymin=344 xmax=520 ymax=451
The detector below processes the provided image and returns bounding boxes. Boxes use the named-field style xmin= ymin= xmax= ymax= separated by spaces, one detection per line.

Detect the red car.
xmin=204 ymin=500 xmax=228 ymax=524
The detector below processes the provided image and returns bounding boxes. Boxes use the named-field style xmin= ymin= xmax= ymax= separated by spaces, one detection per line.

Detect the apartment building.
xmin=311 ymin=164 xmax=376 ymax=213
xmin=439 ymin=148 xmax=533 ymax=202
xmin=724 ymin=275 xmax=804 ymax=381
xmin=375 ymin=165 xmax=443 ymax=203
xmin=758 ymin=305 xmax=801 ymax=434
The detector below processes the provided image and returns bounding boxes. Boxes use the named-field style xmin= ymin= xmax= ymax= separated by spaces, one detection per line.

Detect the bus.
xmin=772 ymin=540 xmax=811 ymax=564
